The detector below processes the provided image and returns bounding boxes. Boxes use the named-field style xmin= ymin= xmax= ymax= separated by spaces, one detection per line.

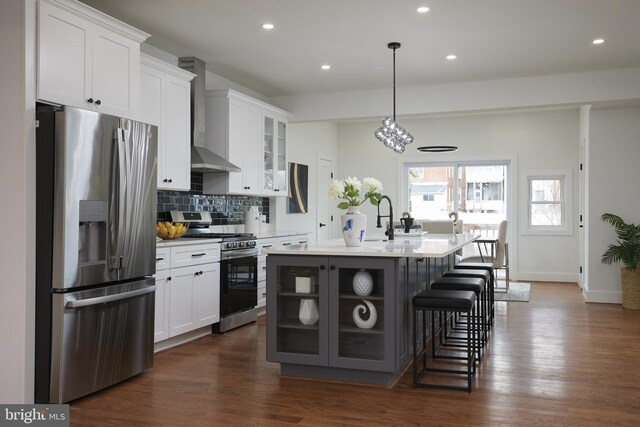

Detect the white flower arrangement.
xmin=329 ymin=176 xmax=383 ymax=210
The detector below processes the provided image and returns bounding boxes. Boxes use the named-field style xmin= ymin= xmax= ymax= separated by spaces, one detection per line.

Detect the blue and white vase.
xmin=341 ymin=206 xmax=367 ymax=247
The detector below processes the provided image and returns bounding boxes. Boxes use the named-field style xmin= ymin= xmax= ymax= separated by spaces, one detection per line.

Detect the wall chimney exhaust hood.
xmin=178 ymin=57 xmax=240 ymax=173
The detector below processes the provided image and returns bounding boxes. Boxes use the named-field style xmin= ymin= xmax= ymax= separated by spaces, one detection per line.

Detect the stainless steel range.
xmin=170 ymin=211 xmax=259 ymax=333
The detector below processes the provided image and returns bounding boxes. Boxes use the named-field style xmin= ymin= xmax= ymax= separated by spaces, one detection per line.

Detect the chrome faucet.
xmin=376 ymin=195 xmax=394 ymax=241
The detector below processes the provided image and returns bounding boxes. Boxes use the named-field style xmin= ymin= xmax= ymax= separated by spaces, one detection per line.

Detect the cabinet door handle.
xmin=156 ymin=257 xmax=164 ymax=261
xmin=320 ymin=265 xmax=326 ymax=270
xmin=274 ymin=189 xmax=279 ymax=192
xmin=167 ymin=277 xmax=171 ymax=281
xmin=191 ymin=253 xmax=206 ymax=257
xmin=319 ymin=223 xmax=326 ymax=227
xmin=282 ymin=242 xmax=292 ymax=246
xmin=262 ymin=266 xmax=267 ymax=270
xmin=262 ymin=292 xmax=267 ymax=296
xmin=87 ymin=98 xmax=94 ymax=104
xmin=95 ymin=99 xmax=101 ymax=105
xmin=262 ymin=244 xmax=273 ymax=248
xmin=330 ymin=265 xmax=336 ymax=270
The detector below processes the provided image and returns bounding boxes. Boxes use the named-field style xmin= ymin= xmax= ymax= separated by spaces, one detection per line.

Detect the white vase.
xmin=341 ymin=206 xmax=367 ymax=247
xmin=353 ymin=269 xmax=373 ymax=296
xmin=352 ymin=300 xmax=378 ymax=329
xmin=298 ymin=298 xmax=319 ymax=326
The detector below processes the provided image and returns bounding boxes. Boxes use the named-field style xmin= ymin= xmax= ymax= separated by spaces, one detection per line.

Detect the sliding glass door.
xmin=405 ymin=162 xmax=509 ymax=239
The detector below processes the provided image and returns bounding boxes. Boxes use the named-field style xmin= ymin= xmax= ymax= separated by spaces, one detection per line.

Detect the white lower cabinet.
xmin=153 ymin=269 xmax=171 ymax=342
xmin=256 ymin=238 xmax=277 ymax=309
xmin=154 ymin=243 xmax=220 ymax=343
xmin=256 ymin=235 xmax=309 ymax=310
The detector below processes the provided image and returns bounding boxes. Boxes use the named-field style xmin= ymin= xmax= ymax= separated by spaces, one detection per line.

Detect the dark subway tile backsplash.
xmin=157 ymin=172 xmax=269 ymax=225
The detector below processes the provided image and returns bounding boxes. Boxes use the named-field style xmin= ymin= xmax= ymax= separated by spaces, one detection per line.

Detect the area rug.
xmin=493 ymin=282 xmax=531 ymax=302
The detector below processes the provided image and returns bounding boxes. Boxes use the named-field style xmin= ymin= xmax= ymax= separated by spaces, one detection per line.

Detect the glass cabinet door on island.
xmin=266 ymin=256 xmax=329 ymax=366
xmin=328 ymin=258 xmax=395 ymax=371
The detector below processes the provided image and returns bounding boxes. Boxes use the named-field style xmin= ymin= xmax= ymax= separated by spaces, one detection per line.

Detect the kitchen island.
xmin=264 ymin=233 xmax=479 ymax=385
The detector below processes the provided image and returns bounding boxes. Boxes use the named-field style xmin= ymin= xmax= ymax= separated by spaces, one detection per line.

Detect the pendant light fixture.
xmin=374 ymin=42 xmax=414 ymax=153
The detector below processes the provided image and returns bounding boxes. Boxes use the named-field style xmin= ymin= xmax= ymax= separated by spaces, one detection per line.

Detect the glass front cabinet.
xmin=262 ymin=114 xmax=287 ymax=196
xmin=266 ymin=255 xmax=397 ymax=374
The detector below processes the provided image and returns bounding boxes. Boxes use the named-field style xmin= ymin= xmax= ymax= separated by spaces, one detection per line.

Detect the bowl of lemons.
xmin=156 ymin=221 xmax=188 ymax=240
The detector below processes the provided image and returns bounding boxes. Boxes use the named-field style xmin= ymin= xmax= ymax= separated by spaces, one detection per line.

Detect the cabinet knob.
xmin=163 ymin=179 xmax=168 ymax=182
xmin=87 ymin=98 xmax=94 ymax=104
xmin=330 ymin=265 xmax=336 ymax=270
xmin=199 ymin=270 xmax=203 ymax=275
xmin=95 ymin=99 xmax=101 ymax=105
xmin=167 ymin=277 xmax=171 ymax=281
xmin=319 ymin=223 xmax=327 ymax=227
xmin=320 ymin=265 xmax=326 ymax=270
xmin=168 ymin=179 xmax=173 ymax=183
xmin=274 ymin=189 xmax=279 ymax=192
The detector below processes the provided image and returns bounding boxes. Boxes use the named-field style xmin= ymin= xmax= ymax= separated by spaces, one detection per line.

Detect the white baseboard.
xmin=154 ymin=325 xmax=212 ymax=353
xmin=517 ymin=271 xmax=579 ymax=283
xmin=583 ymin=289 xmax=622 ymax=304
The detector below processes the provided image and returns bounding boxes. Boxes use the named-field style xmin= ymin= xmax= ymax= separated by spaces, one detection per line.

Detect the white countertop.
xmin=263 ymin=233 xmax=479 ymax=258
xmin=156 ymin=237 xmax=221 ymax=247
xmin=156 ymin=231 xmax=310 ymax=247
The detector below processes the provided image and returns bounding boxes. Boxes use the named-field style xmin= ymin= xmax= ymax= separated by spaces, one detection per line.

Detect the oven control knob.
xmin=238 ymin=241 xmax=245 ymax=248
xmin=227 ymin=242 xmax=235 ymax=249
xmin=248 ymin=241 xmax=256 ymax=247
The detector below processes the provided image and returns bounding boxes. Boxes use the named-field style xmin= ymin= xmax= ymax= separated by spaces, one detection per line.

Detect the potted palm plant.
xmin=601 ymin=213 xmax=640 ymax=309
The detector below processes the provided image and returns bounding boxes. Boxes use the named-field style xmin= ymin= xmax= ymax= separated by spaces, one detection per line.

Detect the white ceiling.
xmin=80 ymin=0 xmax=640 ymax=98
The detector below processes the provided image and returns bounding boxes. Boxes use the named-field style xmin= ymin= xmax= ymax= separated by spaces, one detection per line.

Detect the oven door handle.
xmin=221 ymin=249 xmax=259 ymax=260
xmin=65 ymin=285 xmax=156 ymax=309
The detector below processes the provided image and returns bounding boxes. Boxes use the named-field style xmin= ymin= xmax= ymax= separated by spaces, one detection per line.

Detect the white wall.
xmin=273 ymin=122 xmax=339 ymax=241
xmin=586 ymin=107 xmax=640 ymax=303
xmin=0 ymin=0 xmax=36 ymax=403
xmin=336 ymin=108 xmax=580 ymax=282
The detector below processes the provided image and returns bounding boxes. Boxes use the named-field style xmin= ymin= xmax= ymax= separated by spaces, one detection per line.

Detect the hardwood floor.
xmin=69 ymin=282 xmax=640 ymax=426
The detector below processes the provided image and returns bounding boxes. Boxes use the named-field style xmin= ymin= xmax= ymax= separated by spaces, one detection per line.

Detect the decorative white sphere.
xmin=353 ymin=269 xmax=373 ymax=296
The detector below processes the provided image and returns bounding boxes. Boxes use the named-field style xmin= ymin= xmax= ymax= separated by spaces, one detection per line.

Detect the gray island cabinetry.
xmin=265 ymin=234 xmax=478 ymax=385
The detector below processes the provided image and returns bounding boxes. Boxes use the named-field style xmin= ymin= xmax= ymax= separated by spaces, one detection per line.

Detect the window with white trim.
xmin=523 ymin=170 xmax=572 ymax=235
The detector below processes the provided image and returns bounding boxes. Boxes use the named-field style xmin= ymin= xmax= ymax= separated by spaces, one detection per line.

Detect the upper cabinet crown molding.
xmin=140 ymin=53 xmax=195 ymax=81
xmin=207 ymin=89 xmax=289 ymax=119
xmin=40 ymin=0 xmax=150 ymax=43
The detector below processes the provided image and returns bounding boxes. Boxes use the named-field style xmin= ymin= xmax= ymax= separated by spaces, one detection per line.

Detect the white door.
xmin=194 ymin=263 xmax=220 ymax=327
xmin=317 ymin=157 xmax=334 ymax=241
xmin=153 ymin=269 xmax=170 ymax=343
xmin=169 ymin=266 xmax=197 ymax=337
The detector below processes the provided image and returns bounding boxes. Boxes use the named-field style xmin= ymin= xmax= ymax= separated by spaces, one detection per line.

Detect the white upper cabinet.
xmin=263 ymin=114 xmax=287 ymax=195
xmin=37 ymin=0 xmax=149 ymax=118
xmin=140 ymin=54 xmax=194 ymax=191
xmin=203 ymin=89 xmax=288 ymax=196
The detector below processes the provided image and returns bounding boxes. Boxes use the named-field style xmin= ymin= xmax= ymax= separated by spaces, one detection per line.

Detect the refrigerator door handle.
xmin=110 ymin=128 xmax=128 ymax=273
xmin=65 ymin=285 xmax=156 ymax=309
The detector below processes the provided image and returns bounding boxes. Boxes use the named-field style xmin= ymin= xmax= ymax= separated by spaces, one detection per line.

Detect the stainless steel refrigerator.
xmin=35 ymin=105 xmax=157 ymax=403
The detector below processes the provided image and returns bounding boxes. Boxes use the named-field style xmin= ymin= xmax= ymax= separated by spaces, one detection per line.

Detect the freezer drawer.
xmin=50 ymin=278 xmax=155 ymax=403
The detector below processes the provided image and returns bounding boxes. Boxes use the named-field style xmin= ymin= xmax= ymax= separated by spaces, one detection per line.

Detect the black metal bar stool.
xmin=412 ymin=289 xmax=477 ymax=392
xmin=443 ymin=268 xmax=491 ymax=334
xmin=430 ymin=276 xmax=487 ymax=359
xmin=454 ymin=262 xmax=495 ymax=325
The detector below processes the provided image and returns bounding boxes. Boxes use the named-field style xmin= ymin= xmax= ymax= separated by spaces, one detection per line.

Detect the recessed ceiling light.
xmin=446 ymin=54 xmax=457 ymax=60
xmin=593 ymin=38 xmax=604 ymax=45
xmin=262 ymin=23 xmax=274 ymax=30
xmin=417 ymin=6 xmax=430 ymax=13
xmin=321 ymin=65 xmax=331 ymax=70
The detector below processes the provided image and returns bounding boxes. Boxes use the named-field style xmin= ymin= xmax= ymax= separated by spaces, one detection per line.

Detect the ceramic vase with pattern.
xmin=341 ymin=206 xmax=367 ymax=247
xmin=353 ymin=269 xmax=373 ymax=296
